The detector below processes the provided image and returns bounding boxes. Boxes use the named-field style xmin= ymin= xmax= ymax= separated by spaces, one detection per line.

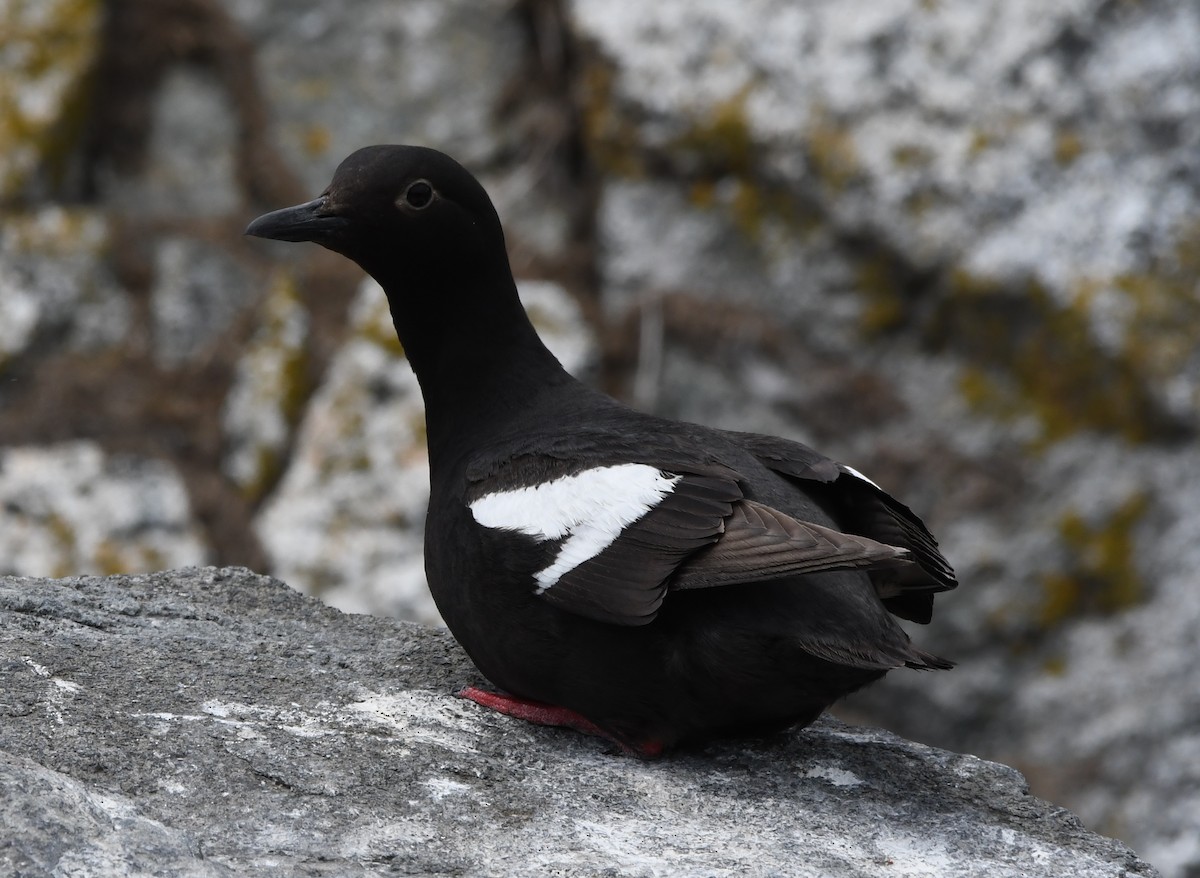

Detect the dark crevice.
xmin=80 ymin=0 xmax=305 ymax=207
xmin=505 ymin=0 xmax=614 ymax=389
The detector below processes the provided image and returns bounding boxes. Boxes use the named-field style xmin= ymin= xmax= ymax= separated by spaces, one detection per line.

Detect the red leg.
xmin=457 ymin=686 xmax=664 ymax=758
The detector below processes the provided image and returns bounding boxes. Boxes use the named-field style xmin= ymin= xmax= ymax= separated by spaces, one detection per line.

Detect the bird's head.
xmin=245 ymin=145 xmax=509 ymax=290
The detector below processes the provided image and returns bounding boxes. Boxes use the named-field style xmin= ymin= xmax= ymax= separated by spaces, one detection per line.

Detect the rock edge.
xmin=0 ymin=567 xmax=1157 ymax=877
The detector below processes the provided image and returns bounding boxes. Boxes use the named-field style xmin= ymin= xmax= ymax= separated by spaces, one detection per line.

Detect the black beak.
xmin=244 ymin=197 xmax=351 ymax=244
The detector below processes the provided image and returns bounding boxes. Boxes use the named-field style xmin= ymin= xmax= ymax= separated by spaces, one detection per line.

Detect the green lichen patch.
xmin=0 ymin=0 xmax=101 ymax=199
xmin=1038 ymin=493 xmax=1150 ymax=628
xmin=936 ymin=270 xmax=1185 ymax=445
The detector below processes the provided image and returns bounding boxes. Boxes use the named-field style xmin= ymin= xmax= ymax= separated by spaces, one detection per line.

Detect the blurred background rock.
xmin=1 ymin=0 xmax=1196 ymax=873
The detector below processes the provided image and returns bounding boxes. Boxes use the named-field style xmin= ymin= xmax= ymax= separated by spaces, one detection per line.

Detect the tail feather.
xmin=797 ymin=637 xmax=954 ymax=672
xmin=903 ymin=646 xmax=955 ymax=671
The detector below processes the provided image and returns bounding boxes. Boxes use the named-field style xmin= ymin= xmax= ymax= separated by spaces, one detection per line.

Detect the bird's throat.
xmin=381 ymin=278 xmax=572 ymax=466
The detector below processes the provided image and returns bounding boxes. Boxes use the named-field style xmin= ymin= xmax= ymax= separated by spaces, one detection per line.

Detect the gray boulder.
xmin=1 ymin=567 xmax=1156 ymax=877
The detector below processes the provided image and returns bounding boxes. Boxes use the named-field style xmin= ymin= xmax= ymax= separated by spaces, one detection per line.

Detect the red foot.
xmin=457 ymin=686 xmax=664 ymax=758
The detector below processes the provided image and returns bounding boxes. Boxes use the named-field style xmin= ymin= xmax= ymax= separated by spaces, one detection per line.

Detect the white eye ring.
xmin=403 ymin=180 xmax=434 ymax=209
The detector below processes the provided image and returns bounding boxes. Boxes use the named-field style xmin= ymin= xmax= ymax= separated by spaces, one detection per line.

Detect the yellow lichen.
xmin=293 ymin=78 xmax=333 ymax=100
xmin=1111 ymin=224 xmax=1200 ymax=397
xmin=967 ymin=129 xmax=994 ymax=158
xmin=1039 ymin=493 xmax=1149 ymax=628
xmin=233 ymin=271 xmax=314 ymax=502
xmin=263 ymin=272 xmax=313 ymax=426
xmin=892 ymin=144 xmax=933 ymax=169
xmin=355 ymin=288 xmax=406 ymax=357
xmin=806 ymin=108 xmax=859 ymax=192
xmin=1053 ymin=129 xmax=1084 ymax=167
xmin=267 ymin=278 xmax=312 ymax=424
xmin=942 ymin=270 xmax=1176 ymax=445
xmin=302 ymin=124 xmax=331 ymax=158
xmin=1041 ymin=655 xmax=1068 ymax=676
xmin=5 ymin=205 xmax=108 ymax=255
xmin=94 ymin=539 xmax=127 ymax=576
xmin=729 ymin=180 xmax=764 ymax=239
xmin=45 ymin=512 xmax=77 ymax=578
xmin=579 ymin=59 xmax=644 ymax=177
xmin=0 ymin=0 xmax=102 ymax=198
xmin=726 ymin=179 xmax=814 ymax=246
xmin=688 ymin=179 xmax=716 ymax=210
xmin=673 ymin=87 xmax=757 ymax=178
xmin=856 ymin=254 xmax=907 ymax=335
xmin=672 ymin=92 xmax=819 ymax=245
xmin=902 ymin=188 xmax=941 ymax=219
xmin=139 ymin=545 xmax=168 ymax=572
xmin=239 ymin=445 xmax=282 ymax=502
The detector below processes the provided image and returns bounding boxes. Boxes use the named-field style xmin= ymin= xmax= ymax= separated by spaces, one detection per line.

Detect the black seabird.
xmin=246 ymin=145 xmax=957 ymax=757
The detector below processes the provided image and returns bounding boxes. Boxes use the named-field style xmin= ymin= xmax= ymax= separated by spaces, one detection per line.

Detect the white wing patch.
xmin=840 ymin=464 xmax=882 ymax=491
xmin=469 ymin=463 xmax=681 ymax=593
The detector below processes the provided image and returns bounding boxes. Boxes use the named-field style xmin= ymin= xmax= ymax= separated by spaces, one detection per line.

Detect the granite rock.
xmin=149 ymin=235 xmax=260 ymax=367
xmin=98 ymin=67 xmax=241 ymax=220
xmin=0 ymin=208 xmax=130 ymax=367
xmin=0 ymin=442 xmax=209 ymax=579
xmin=0 ymin=567 xmax=1158 ymax=878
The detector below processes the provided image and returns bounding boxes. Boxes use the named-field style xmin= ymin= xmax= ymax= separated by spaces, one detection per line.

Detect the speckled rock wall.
xmin=0 ymin=1 xmax=1196 ymax=873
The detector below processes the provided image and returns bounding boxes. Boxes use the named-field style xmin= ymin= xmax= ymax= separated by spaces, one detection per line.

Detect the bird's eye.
xmin=404 ymin=180 xmax=434 ymax=209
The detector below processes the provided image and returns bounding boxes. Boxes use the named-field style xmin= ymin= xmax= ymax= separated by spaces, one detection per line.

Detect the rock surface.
xmin=0 ymin=567 xmax=1157 ymax=878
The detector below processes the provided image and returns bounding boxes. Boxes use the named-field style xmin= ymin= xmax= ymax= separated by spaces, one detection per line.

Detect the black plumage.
xmin=246 ymin=145 xmax=957 ymax=756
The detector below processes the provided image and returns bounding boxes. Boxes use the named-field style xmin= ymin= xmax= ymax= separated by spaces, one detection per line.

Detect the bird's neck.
xmin=381 ymin=274 xmax=576 ymax=469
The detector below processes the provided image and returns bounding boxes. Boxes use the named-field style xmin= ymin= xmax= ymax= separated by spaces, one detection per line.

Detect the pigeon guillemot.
xmin=246 ymin=145 xmax=957 ymax=757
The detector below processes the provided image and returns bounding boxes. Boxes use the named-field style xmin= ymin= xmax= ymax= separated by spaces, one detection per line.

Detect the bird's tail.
xmin=903 ymin=645 xmax=955 ymax=671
